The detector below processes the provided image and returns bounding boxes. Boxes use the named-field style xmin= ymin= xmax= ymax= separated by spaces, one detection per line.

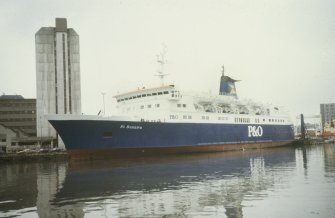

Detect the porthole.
xmin=103 ymin=132 xmax=113 ymax=138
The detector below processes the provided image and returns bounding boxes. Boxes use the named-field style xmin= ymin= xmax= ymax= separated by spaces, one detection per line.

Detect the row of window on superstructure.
xmin=269 ymin=118 xmax=285 ymax=123
xmin=236 ymin=118 xmax=285 ymax=123
xmin=254 ymin=118 xmax=286 ymax=123
xmin=177 ymin=104 xmax=187 ymax=108
xmin=169 ymin=115 xmax=229 ymax=121
xmin=117 ymin=91 xmax=170 ymax=102
xmin=168 ymin=115 xmax=286 ymax=123
xmin=234 ymin=117 xmax=250 ymax=123
xmin=140 ymin=104 xmax=160 ymax=109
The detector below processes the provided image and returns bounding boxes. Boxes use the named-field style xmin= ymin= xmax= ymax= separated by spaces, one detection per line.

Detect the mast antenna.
xmin=155 ymin=45 xmax=169 ymax=86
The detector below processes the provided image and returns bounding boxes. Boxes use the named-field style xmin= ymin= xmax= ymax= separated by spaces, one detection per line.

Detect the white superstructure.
xmin=114 ymin=84 xmax=292 ymax=126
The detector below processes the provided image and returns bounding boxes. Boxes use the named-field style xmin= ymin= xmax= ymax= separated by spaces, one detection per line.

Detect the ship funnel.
xmin=219 ymin=65 xmax=239 ymax=98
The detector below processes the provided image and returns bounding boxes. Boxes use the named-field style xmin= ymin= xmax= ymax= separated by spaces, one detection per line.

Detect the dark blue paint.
xmin=49 ymin=120 xmax=294 ymax=150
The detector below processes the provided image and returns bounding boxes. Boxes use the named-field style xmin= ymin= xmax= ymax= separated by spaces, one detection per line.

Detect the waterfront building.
xmin=0 ymin=95 xmax=41 ymax=152
xmin=35 ymin=18 xmax=81 ymax=147
xmin=0 ymin=95 xmax=36 ymax=136
xmin=320 ymin=103 xmax=335 ymax=130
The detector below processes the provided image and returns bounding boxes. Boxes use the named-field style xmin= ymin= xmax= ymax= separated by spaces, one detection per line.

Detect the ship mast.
xmin=155 ymin=46 xmax=168 ymax=86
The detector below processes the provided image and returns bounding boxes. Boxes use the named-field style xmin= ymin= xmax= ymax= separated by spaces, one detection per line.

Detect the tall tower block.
xmin=35 ymin=18 xmax=81 ymax=144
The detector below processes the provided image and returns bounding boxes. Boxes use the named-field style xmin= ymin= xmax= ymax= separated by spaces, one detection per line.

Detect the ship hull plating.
xmin=49 ymin=120 xmax=294 ymax=159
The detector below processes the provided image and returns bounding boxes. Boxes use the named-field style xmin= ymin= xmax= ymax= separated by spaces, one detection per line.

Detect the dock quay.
xmin=0 ymin=151 xmax=68 ymax=162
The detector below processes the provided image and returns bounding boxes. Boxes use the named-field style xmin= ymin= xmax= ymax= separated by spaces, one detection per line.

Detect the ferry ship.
xmin=48 ymin=65 xmax=294 ymax=159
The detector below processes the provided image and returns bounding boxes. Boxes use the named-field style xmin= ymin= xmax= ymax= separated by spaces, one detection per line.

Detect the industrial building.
xmin=0 ymin=95 xmax=36 ymax=136
xmin=35 ymin=18 xmax=81 ymax=147
xmin=0 ymin=95 xmax=50 ymax=152
xmin=320 ymin=103 xmax=335 ymax=130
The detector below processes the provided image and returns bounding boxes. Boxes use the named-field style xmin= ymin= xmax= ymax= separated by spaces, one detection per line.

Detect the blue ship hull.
xmin=49 ymin=119 xmax=294 ymax=159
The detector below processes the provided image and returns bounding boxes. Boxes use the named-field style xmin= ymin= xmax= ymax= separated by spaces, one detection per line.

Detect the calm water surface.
xmin=1 ymin=144 xmax=335 ymax=217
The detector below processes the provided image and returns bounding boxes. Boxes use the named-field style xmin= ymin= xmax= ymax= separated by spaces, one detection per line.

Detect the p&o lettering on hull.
xmin=248 ymin=126 xmax=263 ymax=137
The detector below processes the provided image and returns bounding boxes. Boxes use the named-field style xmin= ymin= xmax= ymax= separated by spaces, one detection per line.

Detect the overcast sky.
xmin=0 ymin=0 xmax=334 ymax=121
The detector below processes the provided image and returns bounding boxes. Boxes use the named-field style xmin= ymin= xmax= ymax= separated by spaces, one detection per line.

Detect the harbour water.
xmin=1 ymin=144 xmax=335 ymax=217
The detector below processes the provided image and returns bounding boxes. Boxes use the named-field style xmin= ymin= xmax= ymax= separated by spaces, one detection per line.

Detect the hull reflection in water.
xmin=53 ymin=147 xmax=296 ymax=217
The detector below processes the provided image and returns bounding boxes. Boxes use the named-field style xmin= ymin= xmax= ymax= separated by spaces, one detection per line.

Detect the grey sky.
xmin=0 ymin=0 xmax=334 ymax=120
